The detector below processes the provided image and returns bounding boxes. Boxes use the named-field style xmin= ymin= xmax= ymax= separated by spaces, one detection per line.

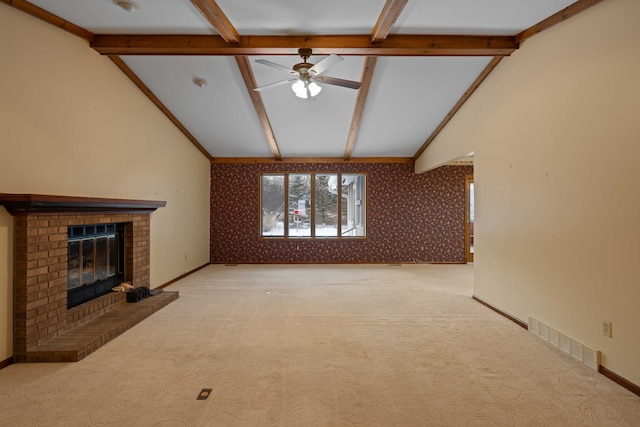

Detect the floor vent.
xmin=388 ymin=264 xmax=403 ymax=267
xmin=528 ymin=317 xmax=600 ymax=370
xmin=224 ymin=264 xmax=238 ymax=267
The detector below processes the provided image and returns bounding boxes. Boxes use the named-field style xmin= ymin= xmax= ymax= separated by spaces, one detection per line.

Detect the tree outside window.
xmin=260 ymin=173 xmax=366 ymax=238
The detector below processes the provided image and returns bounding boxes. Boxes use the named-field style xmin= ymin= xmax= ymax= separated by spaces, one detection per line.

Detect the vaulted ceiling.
xmin=6 ymin=0 xmax=602 ymax=161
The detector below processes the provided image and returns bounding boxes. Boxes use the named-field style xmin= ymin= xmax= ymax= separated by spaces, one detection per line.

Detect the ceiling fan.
xmin=254 ymin=48 xmax=361 ymax=99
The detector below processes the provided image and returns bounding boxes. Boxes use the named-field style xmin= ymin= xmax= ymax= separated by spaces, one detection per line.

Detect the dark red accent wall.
xmin=210 ymin=162 xmax=472 ymax=263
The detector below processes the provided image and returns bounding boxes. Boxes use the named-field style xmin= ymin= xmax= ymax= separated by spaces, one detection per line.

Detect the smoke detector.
xmin=192 ymin=78 xmax=208 ymax=88
xmin=113 ymin=0 xmax=139 ymax=12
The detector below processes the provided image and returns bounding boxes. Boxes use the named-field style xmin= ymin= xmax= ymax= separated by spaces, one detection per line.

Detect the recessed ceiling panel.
xmin=215 ymin=0 xmax=384 ymax=35
xmin=353 ymin=57 xmax=492 ymax=158
xmin=393 ymin=0 xmax=577 ymax=35
xmin=252 ymin=54 xmax=364 ymax=157
xmin=122 ymin=56 xmax=272 ymax=157
xmin=28 ymin=0 xmax=216 ymax=34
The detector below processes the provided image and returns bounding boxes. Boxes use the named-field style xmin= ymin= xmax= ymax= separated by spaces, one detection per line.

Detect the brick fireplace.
xmin=0 ymin=194 xmax=173 ymax=362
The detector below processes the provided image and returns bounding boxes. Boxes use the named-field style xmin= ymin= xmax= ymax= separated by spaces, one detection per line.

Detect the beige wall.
xmin=0 ymin=5 xmax=211 ymax=361
xmin=416 ymin=0 xmax=640 ymax=386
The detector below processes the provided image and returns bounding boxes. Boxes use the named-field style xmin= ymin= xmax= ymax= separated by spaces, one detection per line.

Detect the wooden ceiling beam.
xmin=188 ymin=2 xmax=281 ymax=159
xmin=188 ymin=0 xmax=239 ymax=43
xmin=371 ymin=0 xmax=409 ymax=42
xmin=516 ymin=0 xmax=606 ymax=44
xmin=412 ymin=1 xmax=606 ymax=161
xmin=344 ymin=57 xmax=377 ymax=161
xmin=342 ymin=1 xmax=405 ymax=160
xmin=413 ymin=57 xmax=503 ymax=160
xmin=108 ymin=56 xmax=213 ymax=161
xmin=2 ymin=0 xmax=94 ymax=41
xmin=91 ymin=34 xmax=517 ymax=56
xmin=211 ymin=157 xmax=413 ymax=164
xmin=235 ymin=56 xmax=282 ymax=161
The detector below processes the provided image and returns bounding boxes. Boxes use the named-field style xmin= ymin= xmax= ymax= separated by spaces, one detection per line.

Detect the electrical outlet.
xmin=602 ymin=320 xmax=612 ymax=338
xmin=197 ymin=388 xmax=212 ymax=400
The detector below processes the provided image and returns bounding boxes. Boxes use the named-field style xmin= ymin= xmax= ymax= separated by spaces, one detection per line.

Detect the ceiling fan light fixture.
xmin=308 ymin=82 xmax=322 ymax=97
xmin=255 ymin=48 xmax=357 ymax=98
xmin=292 ymin=80 xmax=321 ymax=99
xmin=291 ymin=80 xmax=307 ymax=99
xmin=113 ymin=0 xmax=139 ymax=12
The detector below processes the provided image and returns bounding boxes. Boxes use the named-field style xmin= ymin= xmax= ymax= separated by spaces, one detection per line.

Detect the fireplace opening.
xmin=67 ymin=223 xmax=125 ymax=309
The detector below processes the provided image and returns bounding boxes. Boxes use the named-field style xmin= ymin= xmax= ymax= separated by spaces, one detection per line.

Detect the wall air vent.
xmin=528 ymin=316 xmax=600 ymax=370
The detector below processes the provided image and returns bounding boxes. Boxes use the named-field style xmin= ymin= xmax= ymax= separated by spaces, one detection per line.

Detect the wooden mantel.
xmin=0 ymin=194 xmax=166 ymax=215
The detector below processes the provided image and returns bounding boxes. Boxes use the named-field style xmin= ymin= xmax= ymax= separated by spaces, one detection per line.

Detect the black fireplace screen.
xmin=67 ymin=224 xmax=124 ymax=308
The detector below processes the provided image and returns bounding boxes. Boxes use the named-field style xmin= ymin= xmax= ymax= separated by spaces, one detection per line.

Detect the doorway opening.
xmin=465 ymin=175 xmax=474 ymax=263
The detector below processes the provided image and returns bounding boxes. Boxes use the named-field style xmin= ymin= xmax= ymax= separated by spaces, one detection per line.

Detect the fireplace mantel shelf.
xmin=0 ymin=193 xmax=166 ymax=214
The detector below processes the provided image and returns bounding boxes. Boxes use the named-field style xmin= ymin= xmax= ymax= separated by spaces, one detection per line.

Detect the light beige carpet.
xmin=0 ymin=264 xmax=638 ymax=426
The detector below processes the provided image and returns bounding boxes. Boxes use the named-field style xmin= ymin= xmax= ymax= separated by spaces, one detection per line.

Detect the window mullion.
xmin=284 ymin=174 xmax=289 ymax=237
xmin=310 ymin=174 xmax=316 ymax=238
xmin=337 ymin=173 xmax=342 ymax=236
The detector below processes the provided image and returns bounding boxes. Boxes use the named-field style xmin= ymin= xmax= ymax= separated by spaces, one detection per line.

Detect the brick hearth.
xmin=26 ymin=290 xmax=178 ymax=362
xmin=0 ymin=194 xmax=176 ymax=363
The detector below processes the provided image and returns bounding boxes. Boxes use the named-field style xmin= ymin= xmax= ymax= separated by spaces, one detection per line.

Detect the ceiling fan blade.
xmin=254 ymin=78 xmax=298 ymax=92
xmin=316 ymin=76 xmax=361 ymax=90
xmin=309 ymin=54 xmax=343 ymax=76
xmin=255 ymin=59 xmax=298 ymax=75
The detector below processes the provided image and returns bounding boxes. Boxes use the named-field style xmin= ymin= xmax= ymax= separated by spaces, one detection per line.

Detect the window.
xmin=261 ymin=173 xmax=366 ymax=238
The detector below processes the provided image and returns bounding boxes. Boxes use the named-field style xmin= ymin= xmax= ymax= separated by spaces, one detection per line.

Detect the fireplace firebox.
xmin=67 ymin=223 xmax=125 ymax=309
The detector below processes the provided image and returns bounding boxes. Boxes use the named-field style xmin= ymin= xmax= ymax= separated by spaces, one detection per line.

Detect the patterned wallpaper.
xmin=210 ymin=162 xmax=472 ymax=263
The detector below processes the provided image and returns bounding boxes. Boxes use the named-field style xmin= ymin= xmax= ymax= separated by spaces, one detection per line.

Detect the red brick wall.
xmin=210 ymin=163 xmax=472 ymax=263
xmin=12 ymin=213 xmax=150 ymax=361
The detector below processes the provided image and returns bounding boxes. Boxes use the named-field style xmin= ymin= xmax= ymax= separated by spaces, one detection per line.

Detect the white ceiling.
xmin=23 ymin=0 xmax=578 ymax=160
